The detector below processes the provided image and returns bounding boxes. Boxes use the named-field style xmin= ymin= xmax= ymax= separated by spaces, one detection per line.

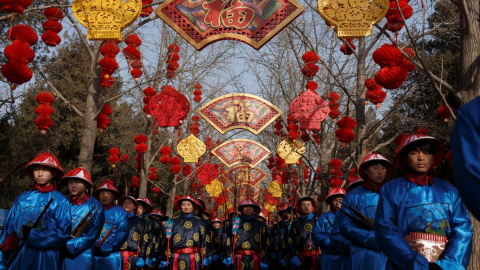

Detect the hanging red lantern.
xmin=301 ymin=63 xmax=319 ymax=77
xmin=302 ymin=51 xmax=320 ymax=64
xmin=149 ymin=85 xmax=190 ymax=127
xmin=131 ymin=176 xmax=140 ymax=190
xmin=305 ymin=81 xmax=318 ymax=91
xmin=142 ymin=86 xmax=156 ymax=115
xmin=152 ymin=186 xmax=160 ymax=194
xmin=374 ymin=66 xmax=409 ymax=89
xmin=289 ymin=89 xmax=329 ymax=130
xmin=141 ymin=0 xmax=153 ymax=17
xmin=97 ymin=104 xmax=112 ymax=132
xmin=41 ymin=8 xmax=64 ymax=47
xmin=0 ymin=0 xmax=32 ymax=13
xmin=385 ymin=0 xmax=413 ymax=23
xmin=134 ymin=134 xmax=148 ymax=154
xmin=108 ymin=148 xmax=120 ymax=167
xmin=34 ymin=92 xmax=55 ymax=134
xmin=193 ymin=83 xmax=202 ymax=103
xmin=372 ymin=44 xmax=404 ymax=68
xmin=335 ymin=116 xmax=357 ymax=146
xmin=340 ymin=39 xmax=356 ymax=55
xmin=328 ymin=158 xmax=342 ymax=169
xmin=100 ymin=41 xmax=120 ymax=89
xmin=436 ymin=105 xmax=452 ymax=122
xmin=159 ymin=146 xmax=172 ymax=164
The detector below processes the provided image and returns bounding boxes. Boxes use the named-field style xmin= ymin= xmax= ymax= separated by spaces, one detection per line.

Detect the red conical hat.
xmin=258 ymin=212 xmax=267 ymax=221
xmin=137 ymin=198 xmax=153 ymax=212
xmin=238 ymin=198 xmax=261 ymax=214
xmin=176 ymin=195 xmax=198 ymax=210
xmin=62 ymin=167 xmax=92 ymax=187
xmin=211 ymin=217 xmax=222 ymax=223
xmin=346 ymin=177 xmax=364 ymax=192
xmin=119 ymin=196 xmax=138 ymax=207
xmin=25 ymin=152 xmax=64 ymax=180
xmin=278 ymin=204 xmax=294 ymax=215
xmin=394 ymin=134 xmax=444 ymax=171
xmin=359 ymin=153 xmax=394 ymax=179
xmin=325 ymin=187 xmax=346 ymax=204
xmin=94 ymin=179 xmax=119 ymax=199
xmin=296 ymin=197 xmax=316 ymax=212
xmin=151 ymin=208 xmax=164 ymax=217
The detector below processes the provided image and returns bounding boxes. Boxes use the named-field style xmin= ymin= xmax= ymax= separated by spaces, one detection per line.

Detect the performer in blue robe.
xmin=375 ymin=134 xmax=473 ymax=270
xmin=451 ymin=96 xmax=480 ymax=220
xmin=0 ymin=152 xmax=72 ymax=270
xmin=61 ymin=167 xmax=105 ymax=270
xmin=338 ymin=153 xmax=393 ymax=270
xmin=93 ymin=179 xmax=129 ymax=270
xmin=268 ymin=205 xmax=293 ymax=270
xmin=312 ymin=187 xmax=348 ymax=270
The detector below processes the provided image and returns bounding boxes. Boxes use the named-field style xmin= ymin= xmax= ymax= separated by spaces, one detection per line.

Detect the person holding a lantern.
xmin=92 ymin=179 xmax=129 ymax=270
xmin=374 ymin=134 xmax=473 ymax=269
xmin=268 ymin=205 xmax=294 ymax=270
xmin=288 ymin=197 xmax=319 ymax=270
xmin=337 ymin=153 xmax=393 ymax=269
xmin=61 ymin=167 xmax=105 ymax=270
xmin=0 ymin=152 xmax=72 ymax=270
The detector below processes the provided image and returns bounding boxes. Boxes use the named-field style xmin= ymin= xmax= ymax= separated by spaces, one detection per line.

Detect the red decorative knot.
xmin=42 ymin=8 xmax=64 ymax=47
xmin=289 ymin=89 xmax=329 ymax=130
xmin=149 ymin=85 xmax=190 ymax=127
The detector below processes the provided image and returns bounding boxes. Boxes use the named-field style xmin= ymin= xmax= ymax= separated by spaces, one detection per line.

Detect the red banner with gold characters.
xmin=154 ymin=0 xmax=304 ymax=50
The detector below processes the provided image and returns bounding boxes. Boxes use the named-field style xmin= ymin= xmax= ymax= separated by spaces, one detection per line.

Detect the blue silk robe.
xmin=62 ymin=195 xmax=105 ymax=270
xmin=451 ymin=96 xmax=480 ymax=220
xmin=374 ymin=177 xmax=473 ymax=269
xmin=93 ymin=204 xmax=129 ymax=270
xmin=338 ymin=186 xmax=387 ymax=269
xmin=0 ymin=189 xmax=72 ymax=270
xmin=312 ymin=211 xmax=350 ymax=270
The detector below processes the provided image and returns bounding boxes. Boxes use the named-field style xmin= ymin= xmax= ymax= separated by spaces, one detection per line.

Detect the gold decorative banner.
xmin=277 ymin=138 xmax=305 ymax=164
xmin=268 ymin=181 xmax=283 ymax=198
xmin=177 ymin=134 xmax=206 ymax=163
xmin=206 ymin=179 xmax=223 ymax=197
xmin=264 ymin=202 xmax=276 ymax=212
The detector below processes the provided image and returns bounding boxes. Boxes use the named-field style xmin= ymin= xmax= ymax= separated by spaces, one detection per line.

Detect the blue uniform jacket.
xmin=374 ymin=177 xmax=473 ymax=270
xmin=338 ymin=185 xmax=387 ymax=269
xmin=93 ymin=204 xmax=129 ymax=270
xmin=62 ymin=195 xmax=105 ymax=270
xmin=0 ymin=189 xmax=72 ymax=270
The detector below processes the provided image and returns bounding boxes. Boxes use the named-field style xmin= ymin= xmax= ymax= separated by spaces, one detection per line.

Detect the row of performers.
xmin=0 ymin=133 xmax=474 ymax=270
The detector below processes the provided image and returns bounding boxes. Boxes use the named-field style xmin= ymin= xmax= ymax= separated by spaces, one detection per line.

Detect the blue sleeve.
xmin=374 ymin=186 xmax=429 ymax=270
xmin=311 ymin=216 xmax=334 ymax=249
xmin=26 ymin=196 xmax=72 ymax=249
xmin=436 ymin=190 xmax=472 ymax=270
xmin=100 ymin=209 xmax=129 ymax=254
xmin=0 ymin=197 xmax=21 ymax=268
xmin=339 ymin=196 xmax=379 ymax=250
xmin=67 ymin=205 xmax=105 ymax=256
xmin=329 ymin=213 xmax=350 ymax=252
xmin=451 ymin=98 xmax=480 ymax=220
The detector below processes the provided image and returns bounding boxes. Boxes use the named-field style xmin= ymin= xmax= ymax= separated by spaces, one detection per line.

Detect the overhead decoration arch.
xmin=211 ymin=139 xmax=271 ymax=168
xmin=197 ymin=93 xmax=282 ymax=135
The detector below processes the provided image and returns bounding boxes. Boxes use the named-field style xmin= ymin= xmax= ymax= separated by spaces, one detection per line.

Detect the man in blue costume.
xmin=210 ymin=217 xmax=223 ymax=268
xmin=0 ymin=152 xmax=72 ymax=270
xmin=338 ymin=153 xmax=393 ymax=269
xmin=136 ymin=198 xmax=159 ymax=269
xmin=150 ymin=209 xmax=166 ymax=264
xmin=312 ymin=187 xmax=348 ymax=270
xmin=374 ymin=133 xmax=473 ymax=269
xmin=93 ymin=179 xmax=129 ymax=270
xmin=451 ymin=96 xmax=480 ymax=220
xmin=288 ymin=197 xmax=319 ymax=269
xmin=268 ymin=205 xmax=294 ymax=270
xmin=61 ymin=167 xmax=105 ymax=270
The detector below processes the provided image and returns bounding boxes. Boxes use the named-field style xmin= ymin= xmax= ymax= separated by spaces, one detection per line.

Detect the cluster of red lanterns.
xmin=124 ymin=34 xmax=143 ymax=80
xmin=97 ymin=104 xmax=112 ymax=132
xmin=100 ymin=41 xmax=120 ymax=89
xmin=0 ymin=0 xmax=31 ymax=13
xmin=108 ymin=147 xmax=120 ymax=170
xmin=170 ymin=157 xmax=182 ymax=174
xmin=365 ymin=78 xmax=386 ymax=108
xmin=437 ymin=105 xmax=453 ymax=122
xmin=148 ymin=167 xmax=157 ymax=181
xmin=273 ymin=119 xmax=285 ymax=137
xmin=385 ymin=0 xmax=413 ymax=33
xmin=340 ymin=39 xmax=356 ymax=55
xmin=131 ymin=176 xmax=140 ymax=190
xmin=159 ymin=146 xmax=172 ymax=164
xmin=193 ymin=83 xmax=203 ymax=103
xmin=327 ymin=92 xmax=341 ymax=120
xmin=328 ymin=158 xmax=343 ymax=187
xmin=183 ymin=164 xmax=192 ymax=176
xmin=42 ymin=7 xmax=63 ymax=47
xmin=152 ymin=186 xmax=160 ymax=195
xmin=347 ymin=167 xmax=357 ymax=182
xmin=141 ymin=0 xmax=153 ymax=17
xmin=34 ymin=92 xmax=55 ymax=134
xmin=190 ymin=115 xmax=200 ymax=136
xmin=166 ymin=44 xmax=180 ymax=79
xmin=134 ymin=134 xmax=148 ymax=171
xmin=335 ymin=116 xmax=357 ymax=146
xmin=2 ymin=25 xmax=38 ymax=87
xmin=287 ymin=116 xmax=300 ymax=140
xmin=142 ymin=87 xmax=156 ymax=115
xmin=301 ymin=51 xmax=320 ymax=77
xmin=373 ymin=43 xmax=415 ymax=90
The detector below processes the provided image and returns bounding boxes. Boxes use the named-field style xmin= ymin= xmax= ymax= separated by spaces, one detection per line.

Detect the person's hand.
xmin=135 ymin=257 xmax=145 ymax=268
xmin=158 ymin=261 xmax=167 ymax=269
xmin=223 ymin=257 xmax=232 ymax=267
xmin=290 ymin=256 xmax=301 ymax=268
xmin=260 ymin=262 xmax=268 ymax=270
xmin=21 ymin=225 xmax=32 ymax=238
xmin=145 ymin=258 xmax=153 ymax=267
xmin=279 ymin=259 xmax=287 ymax=267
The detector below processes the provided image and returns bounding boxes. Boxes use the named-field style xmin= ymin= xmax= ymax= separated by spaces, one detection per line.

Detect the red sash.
xmin=120 ymin=251 xmax=136 ymax=270
xmin=173 ymin=247 xmax=199 ymax=270
xmin=300 ymin=250 xmax=320 ymax=270
xmin=236 ymin=250 xmax=259 ymax=270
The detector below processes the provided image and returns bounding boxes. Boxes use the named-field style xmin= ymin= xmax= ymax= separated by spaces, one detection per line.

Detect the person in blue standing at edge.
xmin=288 ymin=197 xmax=319 ymax=269
xmin=136 ymin=198 xmax=155 ymax=269
xmin=374 ymin=133 xmax=473 ymax=270
xmin=451 ymin=96 xmax=480 ymax=220
xmin=92 ymin=179 xmax=129 ymax=270
xmin=311 ymin=187 xmax=348 ymax=270
xmin=61 ymin=166 xmax=105 ymax=270
xmin=338 ymin=153 xmax=393 ymax=269
xmin=0 ymin=152 xmax=72 ymax=270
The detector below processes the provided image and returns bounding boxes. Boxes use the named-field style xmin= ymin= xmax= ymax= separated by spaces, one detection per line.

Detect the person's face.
xmin=193 ymin=208 xmax=200 ymax=216
xmin=33 ymin=165 xmax=55 ymax=185
xmin=282 ymin=211 xmax=291 ymax=220
xmin=226 ymin=220 xmax=230 ymax=227
xmin=330 ymin=196 xmax=343 ymax=210
xmin=122 ymin=198 xmax=136 ymax=213
xmin=99 ymin=190 xmax=114 ymax=205
xmin=162 ymin=220 xmax=167 ymax=227
xmin=181 ymin=201 xmax=194 ymax=214
xmin=299 ymin=201 xmax=313 ymax=215
xmin=241 ymin=206 xmax=255 ymax=216
xmin=137 ymin=204 xmax=145 ymax=216
xmin=365 ymin=163 xmax=387 ymax=186
xmin=404 ymin=147 xmax=434 ymax=174
xmin=213 ymin=222 xmax=221 ymax=229
xmin=68 ymin=179 xmax=86 ymax=196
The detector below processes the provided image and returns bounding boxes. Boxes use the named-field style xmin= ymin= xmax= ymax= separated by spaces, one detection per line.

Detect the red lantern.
xmin=152 ymin=186 xmax=160 ymax=194
xmin=328 ymin=158 xmax=342 ymax=169
xmin=34 ymin=92 xmax=55 ymax=134
xmin=436 ymin=105 xmax=452 ymax=122
xmin=41 ymin=15 xmax=63 ymax=47
xmin=108 ymin=147 xmax=120 ymax=167
xmin=374 ymin=66 xmax=409 ymax=89
xmin=340 ymin=39 xmax=356 ymax=55
xmin=149 ymin=85 xmax=190 ymax=127
xmin=141 ymin=0 xmax=153 ymax=17
xmin=97 ymin=104 xmax=112 ymax=132
xmin=372 ymin=44 xmax=404 ymax=68
xmin=302 ymin=51 xmax=320 ymax=64
xmin=386 ymin=0 xmax=413 ymax=23
xmin=289 ymin=89 xmax=329 ymax=130
xmin=386 ymin=21 xmax=404 ymax=32
xmin=301 ymin=63 xmax=319 ymax=77
xmin=0 ymin=0 xmax=32 ymax=13
xmin=335 ymin=117 xmax=357 ymax=146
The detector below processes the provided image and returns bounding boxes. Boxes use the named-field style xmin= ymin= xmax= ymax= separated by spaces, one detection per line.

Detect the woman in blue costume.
xmin=93 ymin=179 xmax=129 ymax=270
xmin=311 ymin=187 xmax=348 ymax=270
xmin=0 ymin=152 xmax=72 ymax=270
xmin=374 ymin=134 xmax=473 ymax=270
xmin=61 ymin=167 xmax=105 ymax=270
xmin=338 ymin=153 xmax=393 ymax=269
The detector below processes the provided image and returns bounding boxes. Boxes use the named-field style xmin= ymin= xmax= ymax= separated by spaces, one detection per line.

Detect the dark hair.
xmin=402 ymin=140 xmax=434 ymax=156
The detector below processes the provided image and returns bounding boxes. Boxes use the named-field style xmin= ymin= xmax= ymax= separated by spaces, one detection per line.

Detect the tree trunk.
xmin=467 ymin=213 xmax=479 ymax=270
xmin=355 ymin=38 xmax=367 ymax=166
xmin=78 ymin=42 xmax=102 ymax=173
xmin=166 ymin=183 xmax=176 ymax=217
